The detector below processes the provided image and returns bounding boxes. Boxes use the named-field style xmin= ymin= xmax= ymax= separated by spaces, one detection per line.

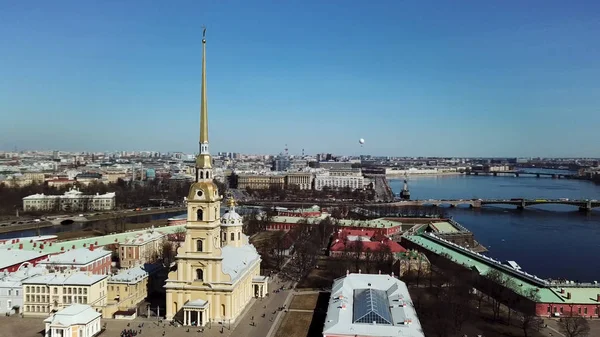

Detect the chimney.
xmin=346 ymin=270 xmax=349 ymax=276
xmin=61 ymin=247 xmax=65 ymax=251
xmin=359 ymin=269 xmax=362 ymax=274
xmin=378 ymin=270 xmax=381 ymax=274
xmin=567 ymin=292 xmax=571 ymax=299
xmin=39 ymin=244 xmax=44 ymax=249
xmin=33 ymin=242 xmax=37 ymax=247
xmin=71 ymin=245 xmax=75 ymax=249
xmin=561 ymin=288 xmax=565 ymax=294
xmin=83 ymin=243 xmax=86 ymax=247
xmin=19 ymin=243 xmax=23 ymax=249
xmin=89 ymin=245 xmax=94 ymax=251
xmin=597 ymin=294 xmax=600 ymax=302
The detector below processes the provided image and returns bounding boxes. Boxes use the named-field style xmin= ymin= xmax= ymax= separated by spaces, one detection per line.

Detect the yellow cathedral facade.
xmin=164 ymin=30 xmax=268 ymax=326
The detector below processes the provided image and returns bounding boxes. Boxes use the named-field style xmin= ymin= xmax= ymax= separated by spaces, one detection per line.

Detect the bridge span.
xmin=466 ymin=170 xmax=575 ymax=178
xmin=387 ymin=199 xmax=600 ymax=211
xmin=241 ymin=199 xmax=600 ymax=211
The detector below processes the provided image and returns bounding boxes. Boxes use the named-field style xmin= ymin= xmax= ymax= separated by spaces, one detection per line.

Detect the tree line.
xmin=0 ymin=178 xmax=229 ymax=215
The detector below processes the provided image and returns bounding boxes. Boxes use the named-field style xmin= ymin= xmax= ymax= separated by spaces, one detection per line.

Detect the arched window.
xmin=196 ymin=269 xmax=203 ymax=281
xmin=196 ymin=240 xmax=203 ymax=252
xmin=207 ymin=172 xmax=210 ymax=179
xmin=197 ymin=209 xmax=203 ymax=221
xmin=221 ymin=304 xmax=226 ymax=317
xmin=200 ymin=171 xmax=204 ymax=179
xmin=231 ymin=232 xmax=235 ymax=241
xmin=238 ymin=232 xmax=241 ymax=240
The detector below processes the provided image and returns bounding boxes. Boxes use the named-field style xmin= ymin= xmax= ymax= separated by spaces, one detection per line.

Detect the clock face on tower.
xmin=197 ymin=190 xmax=204 ymax=198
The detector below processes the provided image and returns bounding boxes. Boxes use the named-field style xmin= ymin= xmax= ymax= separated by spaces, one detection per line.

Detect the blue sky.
xmin=1 ymin=1 xmax=599 ymax=157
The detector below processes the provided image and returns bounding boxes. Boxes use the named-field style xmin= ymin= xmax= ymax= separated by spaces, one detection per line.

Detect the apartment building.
xmin=118 ymin=229 xmax=167 ymax=268
xmin=22 ymin=272 xmax=108 ymax=316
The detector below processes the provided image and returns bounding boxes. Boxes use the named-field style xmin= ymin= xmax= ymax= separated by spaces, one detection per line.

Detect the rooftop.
xmin=221 ymin=238 xmax=261 ymax=283
xmin=22 ymin=272 xmax=107 ymax=286
xmin=404 ymin=234 xmax=600 ymax=304
xmin=0 ymin=249 xmax=48 ymax=270
xmin=44 ymin=304 xmax=101 ymax=326
xmin=429 ymin=221 xmax=459 ymax=234
xmin=323 ymin=273 xmax=424 ymax=337
xmin=0 ymin=265 xmax=47 ymax=288
xmin=121 ymin=229 xmax=167 ymax=245
xmin=41 ymin=247 xmax=111 ymax=266
xmin=109 ymin=264 xmax=160 ymax=284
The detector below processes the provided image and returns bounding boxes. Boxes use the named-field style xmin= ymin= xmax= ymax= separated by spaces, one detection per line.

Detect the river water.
xmin=389 ymin=172 xmax=600 ymax=282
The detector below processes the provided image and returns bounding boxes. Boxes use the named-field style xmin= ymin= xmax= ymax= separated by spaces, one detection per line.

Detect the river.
xmin=389 ymin=171 xmax=600 ymax=282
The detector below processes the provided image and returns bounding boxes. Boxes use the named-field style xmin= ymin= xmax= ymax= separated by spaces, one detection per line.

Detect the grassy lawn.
xmin=274 ymin=312 xmax=314 ymax=337
xmin=296 ymin=257 xmax=340 ymax=289
xmin=289 ymin=294 xmax=319 ymax=311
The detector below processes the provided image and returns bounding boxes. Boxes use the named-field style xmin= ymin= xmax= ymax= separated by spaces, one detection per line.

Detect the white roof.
xmin=221 ymin=240 xmax=261 ymax=282
xmin=122 ymin=229 xmax=166 ymax=245
xmin=44 ymin=304 xmax=100 ymax=326
xmin=109 ymin=264 xmax=159 ymax=284
xmin=323 ymin=273 xmax=424 ymax=337
xmin=0 ymin=265 xmax=47 ymax=288
xmin=23 ymin=272 xmax=107 ymax=286
xmin=183 ymin=299 xmax=208 ymax=308
xmin=41 ymin=248 xmax=110 ymax=266
xmin=0 ymin=249 xmax=48 ymax=270
xmin=221 ymin=209 xmax=242 ymax=226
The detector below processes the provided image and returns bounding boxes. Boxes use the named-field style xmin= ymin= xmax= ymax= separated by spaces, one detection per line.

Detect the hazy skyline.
xmin=1 ymin=1 xmax=599 ymax=157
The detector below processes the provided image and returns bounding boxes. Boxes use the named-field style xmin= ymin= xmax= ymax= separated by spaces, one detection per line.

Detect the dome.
xmin=221 ymin=210 xmax=242 ymax=226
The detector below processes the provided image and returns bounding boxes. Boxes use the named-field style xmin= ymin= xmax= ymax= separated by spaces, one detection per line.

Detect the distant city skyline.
xmin=1 ymin=1 xmax=600 ymax=157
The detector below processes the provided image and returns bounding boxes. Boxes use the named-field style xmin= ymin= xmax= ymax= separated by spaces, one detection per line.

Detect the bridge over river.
xmin=466 ymin=170 xmax=575 ymax=178
xmin=241 ymin=199 xmax=600 ymax=212
xmin=387 ymin=199 xmax=600 ymax=211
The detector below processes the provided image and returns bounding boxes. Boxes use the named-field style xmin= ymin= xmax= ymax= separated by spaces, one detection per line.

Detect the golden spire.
xmin=196 ymin=26 xmax=212 ymax=171
xmin=227 ymin=196 xmax=236 ymax=208
xmin=200 ymin=26 xmax=208 ymax=146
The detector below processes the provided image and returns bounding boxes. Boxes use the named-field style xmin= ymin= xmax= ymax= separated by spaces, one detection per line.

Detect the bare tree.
xmin=159 ymin=238 xmax=176 ymax=267
xmin=516 ymin=289 xmax=544 ymax=337
xmin=558 ymin=316 xmax=590 ymax=337
xmin=484 ymin=269 xmax=517 ymax=321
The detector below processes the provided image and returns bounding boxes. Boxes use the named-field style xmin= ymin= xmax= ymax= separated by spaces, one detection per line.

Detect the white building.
xmin=22 ymin=188 xmax=116 ymax=212
xmin=44 ymin=304 xmax=101 ymax=337
xmin=0 ymin=265 xmax=47 ymax=314
xmin=314 ymin=172 xmax=364 ymax=191
xmin=22 ymin=272 xmax=108 ymax=316
xmin=322 ymin=273 xmax=424 ymax=337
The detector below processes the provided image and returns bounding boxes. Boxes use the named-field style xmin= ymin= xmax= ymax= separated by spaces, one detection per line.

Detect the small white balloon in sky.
xmin=359 ymin=138 xmax=365 ymax=145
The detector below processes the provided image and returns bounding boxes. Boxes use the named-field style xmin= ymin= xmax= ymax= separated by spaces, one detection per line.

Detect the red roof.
xmin=330 ymin=236 xmax=406 ymax=253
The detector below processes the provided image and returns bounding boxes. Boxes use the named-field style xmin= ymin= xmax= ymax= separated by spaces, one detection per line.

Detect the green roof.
xmin=403 ymin=235 xmax=600 ymax=304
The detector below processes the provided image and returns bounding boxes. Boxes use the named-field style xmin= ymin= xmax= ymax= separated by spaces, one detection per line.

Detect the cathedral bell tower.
xmin=183 ymin=27 xmax=222 ymax=254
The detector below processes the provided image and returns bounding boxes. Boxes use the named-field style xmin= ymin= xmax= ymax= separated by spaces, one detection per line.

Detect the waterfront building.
xmin=22 ymin=188 xmax=116 ymax=212
xmin=40 ymin=247 xmax=112 ymax=275
xmin=403 ymin=233 xmax=600 ymax=318
xmin=0 ymin=265 xmax=47 ymax=314
xmin=0 ymin=249 xmax=50 ymax=273
xmin=22 ymin=272 xmax=108 ymax=316
xmin=314 ymin=172 xmax=364 ymax=191
xmin=118 ymin=228 xmax=167 ymax=268
xmin=104 ymin=264 xmax=160 ymax=318
xmin=44 ymin=304 xmax=102 ymax=337
xmin=322 ymin=273 xmax=424 ymax=337
xmin=265 ymin=215 xmax=403 ymax=236
xmin=164 ymin=31 xmax=268 ymax=326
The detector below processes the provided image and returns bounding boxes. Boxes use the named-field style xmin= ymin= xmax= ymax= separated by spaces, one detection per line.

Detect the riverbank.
xmin=386 ymin=172 xmax=464 ymax=178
